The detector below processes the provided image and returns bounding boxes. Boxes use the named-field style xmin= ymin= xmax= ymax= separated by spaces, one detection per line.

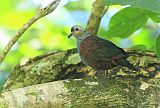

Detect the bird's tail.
xmin=116 ymin=59 xmax=139 ymax=71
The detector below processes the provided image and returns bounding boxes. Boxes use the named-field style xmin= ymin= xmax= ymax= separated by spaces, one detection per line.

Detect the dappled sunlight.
xmin=0 ymin=30 xmax=10 ymax=48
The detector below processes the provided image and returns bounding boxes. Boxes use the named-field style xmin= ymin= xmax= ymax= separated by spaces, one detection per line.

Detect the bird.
xmin=68 ymin=25 xmax=138 ymax=77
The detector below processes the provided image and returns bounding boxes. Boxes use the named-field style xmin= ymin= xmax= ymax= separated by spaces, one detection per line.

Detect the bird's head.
xmin=68 ymin=25 xmax=86 ymax=38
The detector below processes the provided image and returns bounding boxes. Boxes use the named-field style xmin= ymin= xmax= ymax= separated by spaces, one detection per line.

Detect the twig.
xmin=86 ymin=0 xmax=109 ymax=35
xmin=0 ymin=0 xmax=61 ymax=66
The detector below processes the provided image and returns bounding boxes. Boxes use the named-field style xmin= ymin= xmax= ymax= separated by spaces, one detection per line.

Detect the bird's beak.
xmin=68 ymin=33 xmax=73 ymax=38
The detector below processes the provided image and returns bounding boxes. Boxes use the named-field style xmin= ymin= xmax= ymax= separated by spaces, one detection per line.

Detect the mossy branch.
xmin=0 ymin=78 xmax=160 ymax=107
xmin=0 ymin=0 xmax=61 ymax=66
xmin=2 ymin=49 xmax=160 ymax=92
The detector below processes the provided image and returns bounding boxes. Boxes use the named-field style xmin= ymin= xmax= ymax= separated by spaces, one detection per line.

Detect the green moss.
xmin=65 ymin=54 xmax=81 ymax=65
xmin=25 ymin=91 xmax=44 ymax=103
xmin=63 ymin=77 xmax=158 ymax=107
xmin=25 ymin=91 xmax=38 ymax=97
xmin=63 ymin=78 xmax=125 ymax=107
xmin=30 ymin=62 xmax=50 ymax=75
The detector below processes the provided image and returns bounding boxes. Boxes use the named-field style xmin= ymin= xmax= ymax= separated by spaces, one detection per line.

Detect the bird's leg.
xmin=105 ymin=70 xmax=108 ymax=77
xmin=92 ymin=70 xmax=108 ymax=78
xmin=111 ymin=57 xmax=119 ymax=66
xmin=92 ymin=70 xmax=103 ymax=77
xmin=92 ymin=70 xmax=97 ymax=78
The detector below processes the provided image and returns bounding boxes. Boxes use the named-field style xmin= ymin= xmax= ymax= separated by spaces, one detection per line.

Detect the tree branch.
xmin=0 ymin=78 xmax=160 ymax=107
xmin=2 ymin=49 xmax=160 ymax=92
xmin=0 ymin=0 xmax=61 ymax=66
xmin=86 ymin=0 xmax=108 ymax=35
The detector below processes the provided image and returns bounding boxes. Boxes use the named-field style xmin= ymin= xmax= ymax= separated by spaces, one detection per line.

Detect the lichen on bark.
xmin=2 ymin=48 xmax=160 ymax=92
xmin=0 ymin=77 xmax=160 ymax=108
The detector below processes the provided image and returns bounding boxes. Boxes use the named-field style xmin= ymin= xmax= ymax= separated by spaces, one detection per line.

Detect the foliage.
xmin=156 ymin=35 xmax=160 ymax=59
xmin=103 ymin=0 xmax=160 ymax=13
xmin=105 ymin=7 xmax=148 ymax=38
xmin=104 ymin=0 xmax=160 ymax=59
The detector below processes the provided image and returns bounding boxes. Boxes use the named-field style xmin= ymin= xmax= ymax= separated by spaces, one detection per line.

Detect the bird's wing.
xmin=90 ymin=36 xmax=128 ymax=61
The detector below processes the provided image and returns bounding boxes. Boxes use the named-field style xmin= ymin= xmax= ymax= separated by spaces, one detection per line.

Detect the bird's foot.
xmin=92 ymin=70 xmax=108 ymax=78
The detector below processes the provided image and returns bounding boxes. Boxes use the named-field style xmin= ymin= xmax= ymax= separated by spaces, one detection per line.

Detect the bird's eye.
xmin=75 ymin=28 xmax=79 ymax=31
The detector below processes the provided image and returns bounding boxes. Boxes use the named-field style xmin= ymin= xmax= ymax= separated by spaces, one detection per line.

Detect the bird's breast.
xmin=79 ymin=37 xmax=98 ymax=67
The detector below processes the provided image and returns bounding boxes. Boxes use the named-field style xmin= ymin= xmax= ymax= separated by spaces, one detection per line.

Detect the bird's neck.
xmin=76 ymin=31 xmax=92 ymax=53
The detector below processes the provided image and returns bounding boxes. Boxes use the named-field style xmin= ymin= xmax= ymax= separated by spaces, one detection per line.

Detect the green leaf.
xmin=104 ymin=0 xmax=160 ymax=13
xmin=131 ymin=45 xmax=147 ymax=51
xmin=156 ymin=35 xmax=160 ymax=59
xmin=106 ymin=7 xmax=148 ymax=38
xmin=146 ymin=11 xmax=160 ymax=23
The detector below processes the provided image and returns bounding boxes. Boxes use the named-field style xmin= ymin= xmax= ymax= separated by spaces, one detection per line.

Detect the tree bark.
xmin=2 ymin=48 xmax=160 ymax=92
xmin=86 ymin=0 xmax=107 ymax=35
xmin=0 ymin=77 xmax=160 ymax=108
